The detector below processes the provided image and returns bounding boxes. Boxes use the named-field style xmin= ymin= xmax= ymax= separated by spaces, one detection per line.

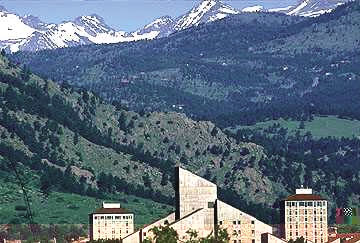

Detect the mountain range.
xmin=0 ymin=0 xmax=351 ymax=52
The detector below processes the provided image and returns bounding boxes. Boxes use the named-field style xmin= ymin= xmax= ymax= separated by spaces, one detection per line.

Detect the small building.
xmin=281 ymin=187 xmax=328 ymax=243
xmin=89 ymin=202 xmax=134 ymax=241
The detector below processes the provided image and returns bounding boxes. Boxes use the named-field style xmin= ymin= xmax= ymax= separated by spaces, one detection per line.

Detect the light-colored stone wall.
xmin=217 ymin=200 xmax=273 ymax=243
xmin=177 ymin=167 xmax=217 ymax=219
xmin=91 ymin=213 xmax=134 ymax=240
xmin=261 ymin=233 xmax=287 ymax=243
xmin=170 ymin=209 xmax=215 ymax=242
xmin=285 ymin=200 xmax=328 ymax=243
xmin=141 ymin=212 xmax=176 ymax=241
xmin=122 ymin=230 xmax=140 ymax=243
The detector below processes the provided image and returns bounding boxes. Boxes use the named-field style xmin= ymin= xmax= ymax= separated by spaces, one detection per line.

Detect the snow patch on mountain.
xmin=242 ymin=5 xmax=264 ymax=12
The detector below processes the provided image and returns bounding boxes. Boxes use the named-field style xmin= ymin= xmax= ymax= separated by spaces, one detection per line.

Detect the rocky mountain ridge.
xmin=0 ymin=0 xmax=350 ymax=52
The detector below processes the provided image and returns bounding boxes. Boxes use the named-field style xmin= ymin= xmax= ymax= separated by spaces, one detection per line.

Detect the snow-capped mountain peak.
xmin=270 ymin=0 xmax=350 ymax=17
xmin=174 ymin=0 xmax=239 ymax=31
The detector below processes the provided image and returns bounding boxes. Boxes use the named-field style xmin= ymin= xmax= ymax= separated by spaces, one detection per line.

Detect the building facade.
xmin=283 ymin=188 xmax=328 ymax=243
xmin=122 ymin=166 xmax=278 ymax=243
xmin=89 ymin=202 xmax=134 ymax=241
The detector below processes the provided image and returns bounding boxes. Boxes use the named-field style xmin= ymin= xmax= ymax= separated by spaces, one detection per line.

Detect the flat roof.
xmin=90 ymin=207 xmax=133 ymax=215
xmin=285 ymin=194 xmax=325 ymax=201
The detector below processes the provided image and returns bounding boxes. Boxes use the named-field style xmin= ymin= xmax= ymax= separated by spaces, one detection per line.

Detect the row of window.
xmin=233 ymin=239 xmax=255 ymax=243
xmin=286 ymin=201 xmax=326 ymax=207
xmin=232 ymin=230 xmax=255 ymax=237
xmin=287 ymin=209 xmax=325 ymax=215
xmin=289 ymin=232 xmax=325 ymax=238
xmin=97 ymin=229 xmax=129 ymax=234
xmin=95 ymin=221 xmax=131 ymax=225
xmin=288 ymin=224 xmax=325 ymax=229
xmin=220 ymin=220 xmax=255 ymax=225
xmin=287 ymin=216 xmax=326 ymax=222
xmin=94 ymin=215 xmax=133 ymax=220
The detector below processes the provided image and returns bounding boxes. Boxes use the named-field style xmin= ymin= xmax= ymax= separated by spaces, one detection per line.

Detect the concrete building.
xmin=89 ymin=202 xmax=134 ymax=241
xmin=281 ymin=188 xmax=328 ymax=243
xmin=122 ymin=166 xmax=281 ymax=243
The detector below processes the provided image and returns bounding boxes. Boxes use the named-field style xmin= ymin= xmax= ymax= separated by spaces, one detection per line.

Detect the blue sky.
xmin=0 ymin=0 xmax=297 ymax=31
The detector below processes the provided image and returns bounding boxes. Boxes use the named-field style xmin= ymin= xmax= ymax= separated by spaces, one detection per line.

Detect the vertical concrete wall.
xmin=175 ymin=167 xmax=217 ymax=220
xmin=141 ymin=212 xmax=176 ymax=242
xmin=216 ymin=200 xmax=273 ymax=243
xmin=122 ymin=231 xmax=141 ymax=243
xmin=261 ymin=233 xmax=287 ymax=243
xmin=170 ymin=209 xmax=215 ymax=242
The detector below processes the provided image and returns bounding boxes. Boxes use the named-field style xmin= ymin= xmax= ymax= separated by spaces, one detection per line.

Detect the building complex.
xmin=89 ymin=166 xmax=329 ymax=243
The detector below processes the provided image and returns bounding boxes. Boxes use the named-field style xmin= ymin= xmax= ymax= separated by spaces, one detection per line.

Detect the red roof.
xmin=90 ymin=207 xmax=132 ymax=215
xmin=285 ymin=194 xmax=324 ymax=201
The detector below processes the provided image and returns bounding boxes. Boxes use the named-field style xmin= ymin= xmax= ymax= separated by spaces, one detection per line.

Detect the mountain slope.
xmin=261 ymin=0 xmax=360 ymax=53
xmin=268 ymin=0 xmax=351 ymax=17
xmin=12 ymin=1 xmax=360 ymax=127
xmin=3 ymin=46 xmax=360 ymax=228
xmin=286 ymin=0 xmax=349 ymax=17
xmin=174 ymin=0 xmax=239 ymax=31
xmin=0 ymin=52 xmax=291 ymax=227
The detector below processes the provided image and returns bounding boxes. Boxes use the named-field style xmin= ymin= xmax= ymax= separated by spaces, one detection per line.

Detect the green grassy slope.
xmin=229 ymin=115 xmax=360 ymax=139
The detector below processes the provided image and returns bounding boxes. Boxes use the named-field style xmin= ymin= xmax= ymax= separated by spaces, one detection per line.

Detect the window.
xmin=115 ymin=216 xmax=120 ymax=219
xmin=308 ymin=202 xmax=313 ymax=206
xmin=252 ymin=240 xmax=255 ymax=243
xmin=317 ymin=202 xmax=321 ymax=206
xmin=305 ymin=210 xmax=308 ymax=214
xmin=233 ymin=241 xmax=237 ymax=243
xmin=219 ymin=221 xmax=223 ymax=225
xmin=208 ymin=202 xmax=214 ymax=208
xmin=287 ymin=202 xmax=291 ymax=206
xmin=292 ymin=202 xmax=296 ymax=207
xmin=238 ymin=230 xmax=241 ymax=235
xmin=237 ymin=220 xmax=241 ymax=224
xmin=101 ymin=216 xmax=104 ymax=219
xmin=233 ymin=230 xmax=237 ymax=235
xmin=299 ymin=202 xmax=305 ymax=206
xmin=233 ymin=221 xmax=236 ymax=225
xmin=252 ymin=230 xmax=255 ymax=236
xmin=251 ymin=220 xmax=255 ymax=224
xmin=144 ymin=232 xmax=146 ymax=236
xmin=305 ymin=218 xmax=307 ymax=222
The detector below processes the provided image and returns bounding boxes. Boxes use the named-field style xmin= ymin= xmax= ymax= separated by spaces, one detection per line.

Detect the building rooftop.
xmin=285 ymin=194 xmax=325 ymax=201
xmin=90 ymin=207 xmax=132 ymax=215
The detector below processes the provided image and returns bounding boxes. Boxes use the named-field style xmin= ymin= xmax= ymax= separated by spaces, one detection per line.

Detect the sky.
xmin=0 ymin=0 xmax=298 ymax=31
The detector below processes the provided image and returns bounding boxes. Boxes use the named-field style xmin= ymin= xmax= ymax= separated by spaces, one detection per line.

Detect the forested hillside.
xmin=12 ymin=0 xmax=360 ymax=127
xmin=0 ymin=52 xmax=283 ymax=229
